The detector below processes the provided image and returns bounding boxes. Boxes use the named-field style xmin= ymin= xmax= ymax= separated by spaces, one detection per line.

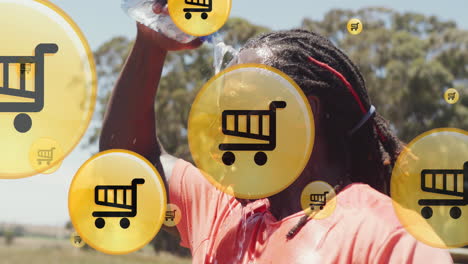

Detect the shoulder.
xmin=329 ymin=184 xmax=452 ymax=263
xmin=334 ymin=184 xmax=403 ymax=241
xmin=338 ymin=183 xmax=390 ymax=206
xmin=336 ymin=183 xmax=402 ymax=232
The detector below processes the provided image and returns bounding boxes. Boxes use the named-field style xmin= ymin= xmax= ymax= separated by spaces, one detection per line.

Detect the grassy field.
xmin=0 ymin=237 xmax=191 ymax=264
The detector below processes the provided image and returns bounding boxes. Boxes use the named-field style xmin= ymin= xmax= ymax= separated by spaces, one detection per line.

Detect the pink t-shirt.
xmin=169 ymin=159 xmax=452 ymax=264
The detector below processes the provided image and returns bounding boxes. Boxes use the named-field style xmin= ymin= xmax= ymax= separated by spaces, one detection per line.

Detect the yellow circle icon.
xmin=68 ymin=150 xmax=167 ymax=255
xmin=0 ymin=0 xmax=96 ymax=179
xmin=168 ymin=0 xmax=231 ymax=36
xmin=391 ymin=128 xmax=468 ymax=248
xmin=188 ymin=64 xmax=314 ymax=199
xmin=347 ymin=18 xmax=363 ymax=35
xmin=29 ymin=137 xmax=63 ymax=174
xmin=300 ymin=181 xmax=337 ymax=219
xmin=444 ymin=88 xmax=460 ymax=104
xmin=70 ymin=231 xmax=85 ymax=248
xmin=163 ymin=203 xmax=182 ymax=227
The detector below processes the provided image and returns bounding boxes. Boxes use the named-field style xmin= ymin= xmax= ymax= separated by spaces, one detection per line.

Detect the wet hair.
xmin=241 ymin=29 xmax=404 ymax=239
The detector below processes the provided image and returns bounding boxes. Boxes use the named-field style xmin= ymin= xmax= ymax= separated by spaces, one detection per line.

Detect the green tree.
xmin=3 ymin=226 xmax=22 ymax=246
xmin=302 ymin=7 xmax=468 ymax=141
xmin=4 ymin=230 xmax=14 ymax=246
xmin=12 ymin=225 xmax=25 ymax=237
xmin=65 ymin=220 xmax=73 ymax=231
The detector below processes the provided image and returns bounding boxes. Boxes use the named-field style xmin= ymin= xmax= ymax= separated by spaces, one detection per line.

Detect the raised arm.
xmin=100 ymin=20 xmax=201 ymax=167
xmin=99 ymin=2 xmax=202 ymax=235
xmin=99 ymin=25 xmax=166 ymax=166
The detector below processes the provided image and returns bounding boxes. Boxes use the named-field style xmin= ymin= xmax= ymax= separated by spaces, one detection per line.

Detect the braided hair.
xmin=240 ymin=29 xmax=404 ymax=239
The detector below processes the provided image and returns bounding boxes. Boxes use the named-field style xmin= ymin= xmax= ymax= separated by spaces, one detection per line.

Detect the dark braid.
xmin=241 ymin=29 xmax=404 ymax=239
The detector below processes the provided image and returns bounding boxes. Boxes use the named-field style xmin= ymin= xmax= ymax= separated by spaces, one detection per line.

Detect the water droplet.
xmin=211 ymin=34 xmax=238 ymax=74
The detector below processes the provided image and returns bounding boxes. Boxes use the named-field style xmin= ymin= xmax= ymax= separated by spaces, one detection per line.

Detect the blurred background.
xmin=0 ymin=0 xmax=467 ymax=263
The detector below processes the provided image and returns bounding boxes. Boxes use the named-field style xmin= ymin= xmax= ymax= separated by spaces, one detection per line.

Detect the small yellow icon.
xmin=300 ymin=181 xmax=336 ymax=219
xmin=444 ymin=88 xmax=460 ymax=104
xmin=391 ymin=128 xmax=468 ymax=248
xmin=0 ymin=0 xmax=96 ymax=179
xmin=29 ymin=138 xmax=64 ymax=174
xmin=168 ymin=0 xmax=231 ymax=36
xmin=164 ymin=203 xmax=182 ymax=227
xmin=188 ymin=64 xmax=314 ymax=199
xmin=70 ymin=232 xmax=85 ymax=248
xmin=68 ymin=150 xmax=167 ymax=255
xmin=347 ymin=18 xmax=363 ymax=35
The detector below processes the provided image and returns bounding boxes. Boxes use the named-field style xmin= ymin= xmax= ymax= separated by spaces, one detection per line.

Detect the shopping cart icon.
xmin=184 ymin=0 xmax=212 ymax=20
xmin=165 ymin=209 xmax=177 ymax=221
xmin=447 ymin=92 xmax=456 ymax=101
xmin=92 ymin=178 xmax=145 ymax=229
xmin=350 ymin=22 xmax=360 ymax=31
xmin=219 ymin=101 xmax=287 ymax=166
xmin=310 ymin=191 xmax=329 ymax=210
xmin=73 ymin=235 xmax=82 ymax=245
xmin=37 ymin=147 xmax=55 ymax=165
xmin=0 ymin=44 xmax=58 ymax=133
xmin=418 ymin=162 xmax=468 ymax=219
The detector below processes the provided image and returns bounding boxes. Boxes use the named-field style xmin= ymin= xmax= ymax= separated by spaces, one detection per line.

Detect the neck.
xmin=268 ymin=186 xmax=303 ymax=220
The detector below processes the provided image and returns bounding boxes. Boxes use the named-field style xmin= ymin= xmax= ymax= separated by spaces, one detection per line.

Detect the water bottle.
xmin=122 ymin=0 xmax=233 ymax=74
xmin=122 ymin=0 xmax=198 ymax=44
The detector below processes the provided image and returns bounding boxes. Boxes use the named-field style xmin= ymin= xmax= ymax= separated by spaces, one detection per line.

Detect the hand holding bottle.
xmin=123 ymin=0 xmax=202 ymax=48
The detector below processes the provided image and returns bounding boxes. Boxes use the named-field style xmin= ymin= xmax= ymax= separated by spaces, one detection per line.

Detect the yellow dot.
xmin=70 ymin=232 xmax=85 ymax=248
xmin=347 ymin=18 xmax=363 ymax=35
xmin=300 ymin=181 xmax=337 ymax=219
xmin=0 ymin=0 xmax=96 ymax=179
xmin=444 ymin=88 xmax=460 ymax=104
xmin=391 ymin=128 xmax=468 ymax=248
xmin=188 ymin=64 xmax=314 ymax=199
xmin=168 ymin=0 xmax=231 ymax=36
xmin=164 ymin=203 xmax=182 ymax=227
xmin=68 ymin=150 xmax=167 ymax=255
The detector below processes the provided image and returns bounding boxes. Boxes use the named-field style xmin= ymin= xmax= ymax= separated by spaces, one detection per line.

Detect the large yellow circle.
xmin=168 ymin=0 xmax=231 ymax=37
xmin=68 ymin=150 xmax=167 ymax=255
xmin=0 ymin=0 xmax=96 ymax=178
xmin=391 ymin=128 xmax=468 ymax=248
xmin=188 ymin=64 xmax=314 ymax=199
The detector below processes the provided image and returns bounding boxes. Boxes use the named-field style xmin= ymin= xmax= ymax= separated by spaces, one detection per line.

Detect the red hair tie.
xmin=307 ymin=56 xmax=386 ymax=142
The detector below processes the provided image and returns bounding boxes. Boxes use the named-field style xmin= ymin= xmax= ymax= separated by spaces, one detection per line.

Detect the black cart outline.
xmin=37 ymin=147 xmax=55 ymax=165
xmin=447 ymin=92 xmax=456 ymax=101
xmin=184 ymin=0 xmax=212 ymax=20
xmin=219 ymin=101 xmax=287 ymax=166
xmin=418 ymin=162 xmax=468 ymax=219
xmin=350 ymin=22 xmax=360 ymax=31
xmin=92 ymin=178 xmax=145 ymax=229
xmin=310 ymin=191 xmax=329 ymax=210
xmin=165 ymin=209 xmax=177 ymax=221
xmin=0 ymin=44 xmax=58 ymax=132
xmin=73 ymin=235 xmax=82 ymax=245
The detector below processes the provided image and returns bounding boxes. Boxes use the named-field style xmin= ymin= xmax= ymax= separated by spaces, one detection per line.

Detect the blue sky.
xmin=52 ymin=0 xmax=468 ymax=50
xmin=0 ymin=0 xmax=467 ymax=226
